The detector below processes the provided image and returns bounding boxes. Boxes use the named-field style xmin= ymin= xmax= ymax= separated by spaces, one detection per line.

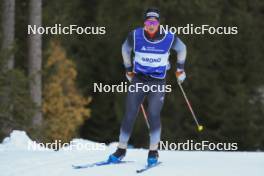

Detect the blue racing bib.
xmin=133 ymin=28 xmax=174 ymax=79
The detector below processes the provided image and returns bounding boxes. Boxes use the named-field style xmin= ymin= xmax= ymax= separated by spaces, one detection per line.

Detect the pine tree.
xmin=42 ymin=40 xmax=91 ymax=143
xmin=0 ymin=56 xmax=36 ymax=139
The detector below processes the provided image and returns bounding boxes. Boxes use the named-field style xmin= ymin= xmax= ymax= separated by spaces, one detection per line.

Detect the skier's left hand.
xmin=176 ymin=70 xmax=186 ymax=84
xmin=126 ymin=72 xmax=135 ymax=82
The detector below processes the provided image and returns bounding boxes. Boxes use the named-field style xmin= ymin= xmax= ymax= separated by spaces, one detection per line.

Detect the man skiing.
xmin=108 ymin=7 xmax=187 ymax=166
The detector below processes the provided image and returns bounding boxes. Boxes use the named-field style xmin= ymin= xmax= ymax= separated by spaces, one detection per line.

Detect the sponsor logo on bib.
xmin=140 ymin=46 xmax=165 ymax=52
xmin=141 ymin=46 xmax=146 ymax=51
xmin=141 ymin=57 xmax=161 ymax=63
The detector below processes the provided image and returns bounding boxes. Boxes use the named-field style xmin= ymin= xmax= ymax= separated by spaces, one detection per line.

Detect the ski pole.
xmin=140 ymin=104 xmax=150 ymax=129
xmin=177 ymin=82 xmax=204 ymax=132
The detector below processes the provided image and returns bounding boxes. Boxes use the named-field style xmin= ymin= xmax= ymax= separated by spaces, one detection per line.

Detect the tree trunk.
xmin=28 ymin=0 xmax=42 ymax=126
xmin=1 ymin=0 xmax=15 ymax=69
xmin=1 ymin=0 xmax=15 ymax=135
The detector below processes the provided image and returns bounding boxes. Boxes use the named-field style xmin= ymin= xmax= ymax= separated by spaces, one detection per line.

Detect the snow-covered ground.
xmin=0 ymin=131 xmax=263 ymax=176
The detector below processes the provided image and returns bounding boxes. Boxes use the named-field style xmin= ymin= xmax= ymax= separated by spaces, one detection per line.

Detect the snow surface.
xmin=0 ymin=130 xmax=263 ymax=176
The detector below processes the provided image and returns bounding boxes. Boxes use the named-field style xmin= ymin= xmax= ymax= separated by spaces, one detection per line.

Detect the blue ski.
xmin=72 ymin=160 xmax=132 ymax=169
xmin=136 ymin=162 xmax=162 ymax=173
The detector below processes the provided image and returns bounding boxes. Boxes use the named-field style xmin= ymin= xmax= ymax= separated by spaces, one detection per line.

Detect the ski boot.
xmin=108 ymin=147 xmax=126 ymax=163
xmin=147 ymin=150 xmax=159 ymax=166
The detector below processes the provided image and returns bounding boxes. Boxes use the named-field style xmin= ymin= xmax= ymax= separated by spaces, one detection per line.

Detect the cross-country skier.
xmin=108 ymin=7 xmax=187 ymax=166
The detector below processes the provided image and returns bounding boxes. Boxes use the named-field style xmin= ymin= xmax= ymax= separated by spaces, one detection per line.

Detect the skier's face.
xmin=144 ymin=18 xmax=159 ymax=34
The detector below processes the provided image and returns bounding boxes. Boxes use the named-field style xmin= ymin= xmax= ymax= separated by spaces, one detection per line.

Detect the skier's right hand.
xmin=126 ymin=72 xmax=135 ymax=82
